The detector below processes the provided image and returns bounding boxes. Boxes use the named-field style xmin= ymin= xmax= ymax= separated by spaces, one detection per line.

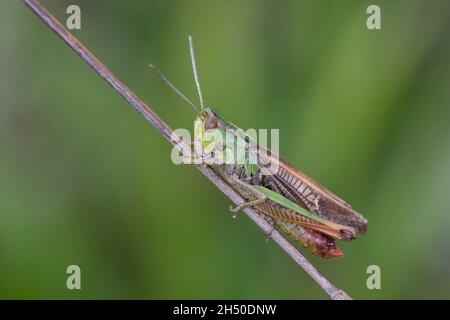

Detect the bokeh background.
xmin=1 ymin=0 xmax=449 ymax=299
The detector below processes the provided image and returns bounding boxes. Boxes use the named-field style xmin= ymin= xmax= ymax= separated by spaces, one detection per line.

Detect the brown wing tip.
xmin=355 ymin=218 xmax=369 ymax=237
xmin=361 ymin=219 xmax=369 ymax=234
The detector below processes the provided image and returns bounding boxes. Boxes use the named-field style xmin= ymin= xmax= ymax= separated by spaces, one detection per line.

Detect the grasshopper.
xmin=148 ymin=36 xmax=368 ymax=258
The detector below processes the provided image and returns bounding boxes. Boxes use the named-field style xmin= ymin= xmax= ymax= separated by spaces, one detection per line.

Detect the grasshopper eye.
xmin=204 ymin=114 xmax=218 ymax=130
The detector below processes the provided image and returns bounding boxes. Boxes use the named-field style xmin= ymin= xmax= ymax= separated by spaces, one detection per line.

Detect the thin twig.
xmin=22 ymin=0 xmax=351 ymax=300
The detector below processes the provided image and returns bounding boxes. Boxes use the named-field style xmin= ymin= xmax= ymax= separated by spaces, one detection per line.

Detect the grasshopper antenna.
xmin=188 ymin=36 xmax=205 ymax=110
xmin=148 ymin=64 xmax=200 ymax=113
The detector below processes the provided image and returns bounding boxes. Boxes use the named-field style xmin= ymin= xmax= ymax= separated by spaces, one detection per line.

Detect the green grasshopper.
xmin=148 ymin=36 xmax=368 ymax=258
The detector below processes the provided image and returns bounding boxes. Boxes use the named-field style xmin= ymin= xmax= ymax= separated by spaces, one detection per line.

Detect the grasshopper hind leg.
xmin=229 ymin=197 xmax=266 ymax=214
xmin=226 ymin=174 xmax=268 ymax=217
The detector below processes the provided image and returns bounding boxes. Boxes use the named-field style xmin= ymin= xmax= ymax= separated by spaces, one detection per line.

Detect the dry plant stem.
xmin=22 ymin=0 xmax=351 ymax=300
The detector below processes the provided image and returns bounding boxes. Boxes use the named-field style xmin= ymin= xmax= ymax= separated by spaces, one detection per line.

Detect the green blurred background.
xmin=1 ymin=0 xmax=449 ymax=299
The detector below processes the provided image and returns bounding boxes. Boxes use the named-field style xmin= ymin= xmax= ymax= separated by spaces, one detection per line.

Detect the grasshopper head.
xmin=196 ymin=108 xmax=222 ymax=130
xmin=195 ymin=108 xmax=226 ymax=152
